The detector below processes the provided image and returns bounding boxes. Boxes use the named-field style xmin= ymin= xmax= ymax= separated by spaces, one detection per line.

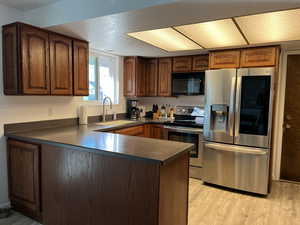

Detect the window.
xmin=84 ymin=52 xmax=119 ymax=104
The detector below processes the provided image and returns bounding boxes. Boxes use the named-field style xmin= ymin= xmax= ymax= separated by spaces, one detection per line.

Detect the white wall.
xmin=0 ymin=8 xmax=125 ymax=206
xmin=23 ymin=0 xmax=175 ymax=27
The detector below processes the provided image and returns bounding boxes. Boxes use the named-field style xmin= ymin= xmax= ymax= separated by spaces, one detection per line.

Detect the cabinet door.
xmin=146 ymin=58 xmax=158 ymax=96
xmin=123 ymin=57 xmax=137 ymax=97
xmin=50 ymin=34 xmax=73 ymax=95
xmin=136 ymin=58 xmax=147 ymax=97
xmin=3 ymin=24 xmax=19 ymax=95
xmin=209 ymin=50 xmax=240 ymax=69
xmin=192 ymin=55 xmax=209 ymax=71
xmin=151 ymin=125 xmax=163 ymax=139
xmin=21 ymin=24 xmax=50 ymax=95
xmin=240 ymin=47 xmax=277 ymax=67
xmin=114 ymin=125 xmax=145 ymax=136
xmin=158 ymin=58 xmax=172 ymax=97
xmin=7 ymin=139 xmax=41 ymax=220
xmin=173 ymin=56 xmax=192 ymax=72
xmin=73 ymin=40 xmax=89 ymax=96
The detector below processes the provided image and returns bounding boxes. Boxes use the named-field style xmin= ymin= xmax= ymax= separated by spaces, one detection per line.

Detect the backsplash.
xmin=137 ymin=96 xmax=205 ymax=111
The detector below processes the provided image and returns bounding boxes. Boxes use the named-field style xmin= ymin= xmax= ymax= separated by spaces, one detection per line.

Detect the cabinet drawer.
xmin=115 ymin=125 xmax=144 ymax=136
xmin=192 ymin=55 xmax=209 ymax=71
xmin=173 ymin=56 xmax=192 ymax=72
xmin=209 ymin=50 xmax=240 ymax=69
xmin=240 ymin=47 xmax=277 ymax=67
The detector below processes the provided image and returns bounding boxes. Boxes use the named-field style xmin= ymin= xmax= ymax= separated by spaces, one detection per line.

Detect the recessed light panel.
xmin=127 ymin=28 xmax=202 ymax=52
xmin=236 ymin=8 xmax=300 ymax=44
xmin=175 ymin=19 xmax=247 ymax=48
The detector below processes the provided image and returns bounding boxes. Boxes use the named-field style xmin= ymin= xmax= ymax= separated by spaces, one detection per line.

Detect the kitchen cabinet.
xmin=123 ymin=57 xmax=158 ymax=97
xmin=136 ymin=58 xmax=147 ymax=97
xmin=192 ymin=55 xmax=209 ymax=71
xmin=114 ymin=125 xmax=145 ymax=136
xmin=144 ymin=124 xmax=164 ymax=139
xmin=2 ymin=22 xmax=89 ymax=96
xmin=240 ymin=47 xmax=278 ymax=67
xmin=50 ymin=34 xmax=73 ymax=95
xmin=145 ymin=58 xmax=158 ymax=96
xmin=150 ymin=124 xmax=164 ymax=139
xmin=7 ymin=139 xmax=41 ymax=221
xmin=3 ymin=23 xmax=50 ymax=95
xmin=172 ymin=56 xmax=192 ymax=72
xmin=209 ymin=50 xmax=241 ymax=69
xmin=158 ymin=58 xmax=172 ymax=97
xmin=123 ymin=57 xmax=137 ymax=97
xmin=73 ymin=40 xmax=89 ymax=96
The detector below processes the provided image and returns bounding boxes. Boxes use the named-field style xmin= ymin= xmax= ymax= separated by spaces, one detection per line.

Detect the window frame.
xmin=84 ymin=49 xmax=120 ymax=105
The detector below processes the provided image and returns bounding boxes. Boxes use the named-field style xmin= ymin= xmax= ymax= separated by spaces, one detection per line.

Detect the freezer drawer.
xmin=203 ymin=142 xmax=270 ymax=195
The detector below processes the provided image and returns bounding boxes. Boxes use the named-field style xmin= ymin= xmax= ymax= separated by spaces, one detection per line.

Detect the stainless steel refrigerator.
xmin=203 ymin=67 xmax=274 ymax=195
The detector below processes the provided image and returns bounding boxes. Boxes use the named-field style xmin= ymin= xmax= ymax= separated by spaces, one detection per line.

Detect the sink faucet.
xmin=102 ymin=96 xmax=113 ymax=122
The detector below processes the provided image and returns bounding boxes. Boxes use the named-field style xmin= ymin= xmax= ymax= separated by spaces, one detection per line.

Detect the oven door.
xmin=164 ymin=126 xmax=203 ymax=167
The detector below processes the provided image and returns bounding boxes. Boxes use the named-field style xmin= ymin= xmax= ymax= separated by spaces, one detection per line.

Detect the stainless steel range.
xmin=164 ymin=106 xmax=204 ymax=179
xmin=203 ymin=67 xmax=274 ymax=195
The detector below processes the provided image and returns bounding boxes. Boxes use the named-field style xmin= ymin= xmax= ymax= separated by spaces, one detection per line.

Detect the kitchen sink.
xmin=94 ymin=120 xmax=138 ymax=127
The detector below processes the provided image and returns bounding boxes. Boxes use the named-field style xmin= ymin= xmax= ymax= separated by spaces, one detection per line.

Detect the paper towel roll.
xmin=79 ymin=105 xmax=88 ymax=125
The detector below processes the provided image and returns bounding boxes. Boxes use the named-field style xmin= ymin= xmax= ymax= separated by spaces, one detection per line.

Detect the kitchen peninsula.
xmin=5 ymin=121 xmax=192 ymax=225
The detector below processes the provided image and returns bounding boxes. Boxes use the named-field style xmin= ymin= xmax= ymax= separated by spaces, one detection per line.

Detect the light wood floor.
xmin=1 ymin=179 xmax=300 ymax=225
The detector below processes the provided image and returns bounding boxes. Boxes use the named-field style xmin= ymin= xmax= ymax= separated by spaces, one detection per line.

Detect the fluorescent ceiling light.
xmin=236 ymin=8 xmax=300 ymax=44
xmin=127 ymin=28 xmax=202 ymax=52
xmin=175 ymin=19 xmax=247 ymax=48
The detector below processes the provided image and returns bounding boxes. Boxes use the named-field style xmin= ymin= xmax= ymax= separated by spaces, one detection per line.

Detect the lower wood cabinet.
xmin=7 ymin=139 xmax=41 ymax=221
xmin=7 ymin=133 xmax=188 ymax=225
xmin=114 ymin=125 xmax=145 ymax=136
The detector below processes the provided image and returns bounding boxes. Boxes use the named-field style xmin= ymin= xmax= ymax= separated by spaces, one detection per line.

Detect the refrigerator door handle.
xmin=228 ymin=77 xmax=236 ymax=137
xmin=235 ymin=76 xmax=242 ymax=138
xmin=205 ymin=143 xmax=268 ymax=155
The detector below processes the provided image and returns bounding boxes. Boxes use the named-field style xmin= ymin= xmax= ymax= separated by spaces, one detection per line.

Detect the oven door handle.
xmin=163 ymin=126 xmax=202 ymax=134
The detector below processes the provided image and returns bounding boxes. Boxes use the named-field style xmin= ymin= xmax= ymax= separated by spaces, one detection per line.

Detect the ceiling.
xmin=47 ymin=1 xmax=300 ymax=57
xmin=0 ymin=0 xmax=61 ymax=11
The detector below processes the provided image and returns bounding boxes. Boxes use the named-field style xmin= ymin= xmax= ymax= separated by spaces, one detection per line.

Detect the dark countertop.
xmin=6 ymin=119 xmax=194 ymax=164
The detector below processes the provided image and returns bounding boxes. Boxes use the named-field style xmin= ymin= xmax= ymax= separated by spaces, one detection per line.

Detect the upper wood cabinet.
xmin=240 ymin=47 xmax=278 ymax=67
xmin=173 ymin=56 xmax=192 ymax=72
xmin=136 ymin=57 xmax=147 ymax=97
xmin=209 ymin=50 xmax=241 ymax=69
xmin=123 ymin=57 xmax=137 ymax=97
xmin=123 ymin=57 xmax=158 ymax=97
xmin=145 ymin=58 xmax=158 ymax=96
xmin=73 ymin=40 xmax=89 ymax=96
xmin=7 ymin=139 xmax=41 ymax=220
xmin=192 ymin=55 xmax=209 ymax=71
xmin=2 ymin=23 xmax=51 ymax=95
xmin=158 ymin=58 xmax=172 ymax=97
xmin=2 ymin=22 xmax=89 ymax=96
xmin=50 ymin=34 xmax=73 ymax=95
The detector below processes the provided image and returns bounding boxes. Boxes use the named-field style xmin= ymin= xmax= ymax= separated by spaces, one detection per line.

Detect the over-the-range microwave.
xmin=171 ymin=72 xmax=205 ymax=96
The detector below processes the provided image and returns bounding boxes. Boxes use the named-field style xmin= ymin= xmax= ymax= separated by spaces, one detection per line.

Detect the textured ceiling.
xmin=0 ymin=0 xmax=61 ymax=11
xmin=46 ymin=1 xmax=300 ymax=57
